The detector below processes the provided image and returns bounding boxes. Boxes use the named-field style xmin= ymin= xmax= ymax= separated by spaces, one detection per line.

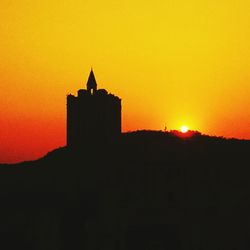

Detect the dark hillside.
xmin=0 ymin=131 xmax=250 ymax=250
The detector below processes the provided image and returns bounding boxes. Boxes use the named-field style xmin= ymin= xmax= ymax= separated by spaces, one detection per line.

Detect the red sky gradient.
xmin=0 ymin=1 xmax=250 ymax=163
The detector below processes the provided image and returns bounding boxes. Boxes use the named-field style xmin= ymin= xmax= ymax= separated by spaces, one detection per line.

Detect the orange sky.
xmin=0 ymin=0 xmax=250 ymax=163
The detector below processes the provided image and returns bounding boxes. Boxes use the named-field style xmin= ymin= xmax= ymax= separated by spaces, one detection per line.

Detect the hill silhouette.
xmin=0 ymin=130 xmax=250 ymax=250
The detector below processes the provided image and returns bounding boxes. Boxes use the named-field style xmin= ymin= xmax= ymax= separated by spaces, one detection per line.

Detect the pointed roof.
xmin=86 ymin=69 xmax=97 ymax=90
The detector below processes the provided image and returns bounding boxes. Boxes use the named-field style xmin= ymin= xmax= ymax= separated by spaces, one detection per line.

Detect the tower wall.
xmin=67 ymin=81 xmax=121 ymax=148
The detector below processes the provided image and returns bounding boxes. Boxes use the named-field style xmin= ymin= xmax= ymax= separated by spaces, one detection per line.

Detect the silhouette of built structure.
xmin=67 ymin=69 xmax=121 ymax=147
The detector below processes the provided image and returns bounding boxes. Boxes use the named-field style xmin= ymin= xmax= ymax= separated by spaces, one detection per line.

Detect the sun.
xmin=180 ymin=125 xmax=189 ymax=133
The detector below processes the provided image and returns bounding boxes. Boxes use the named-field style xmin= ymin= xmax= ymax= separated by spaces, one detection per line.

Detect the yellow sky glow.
xmin=0 ymin=0 xmax=250 ymax=162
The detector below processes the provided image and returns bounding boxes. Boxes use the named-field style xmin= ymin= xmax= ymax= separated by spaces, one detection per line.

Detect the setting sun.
xmin=180 ymin=126 xmax=189 ymax=133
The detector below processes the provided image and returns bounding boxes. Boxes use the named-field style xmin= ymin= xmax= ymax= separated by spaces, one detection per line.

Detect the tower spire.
xmin=86 ymin=68 xmax=97 ymax=94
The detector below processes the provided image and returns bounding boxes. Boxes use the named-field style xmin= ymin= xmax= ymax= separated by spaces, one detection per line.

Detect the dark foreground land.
xmin=0 ymin=131 xmax=250 ymax=250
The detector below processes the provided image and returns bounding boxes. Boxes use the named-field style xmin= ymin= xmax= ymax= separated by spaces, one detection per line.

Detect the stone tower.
xmin=67 ymin=70 xmax=121 ymax=147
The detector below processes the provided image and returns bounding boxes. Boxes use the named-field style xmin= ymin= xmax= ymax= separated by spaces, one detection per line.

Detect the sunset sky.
xmin=1 ymin=0 xmax=250 ymax=163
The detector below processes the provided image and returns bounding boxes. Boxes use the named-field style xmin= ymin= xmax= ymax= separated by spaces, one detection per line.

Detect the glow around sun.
xmin=180 ymin=125 xmax=189 ymax=133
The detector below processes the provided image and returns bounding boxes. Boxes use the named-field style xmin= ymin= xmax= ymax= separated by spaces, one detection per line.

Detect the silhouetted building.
xmin=67 ymin=70 xmax=121 ymax=147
